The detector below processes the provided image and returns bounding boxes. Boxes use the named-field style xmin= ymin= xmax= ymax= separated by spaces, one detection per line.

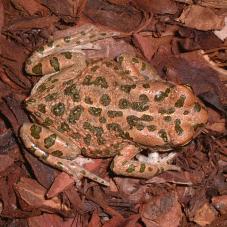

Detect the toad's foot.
xmin=111 ymin=145 xmax=180 ymax=178
xmin=136 ymin=152 xmax=180 ymax=172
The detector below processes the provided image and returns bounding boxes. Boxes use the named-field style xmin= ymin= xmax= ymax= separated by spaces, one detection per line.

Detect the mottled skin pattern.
xmin=20 ymin=24 xmax=208 ymax=186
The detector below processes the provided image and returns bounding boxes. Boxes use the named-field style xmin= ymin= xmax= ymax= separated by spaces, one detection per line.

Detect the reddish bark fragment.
xmin=10 ymin=0 xmax=49 ymax=16
xmin=46 ymin=172 xmax=74 ymax=199
xmin=0 ymin=155 xmax=14 ymax=173
xmin=134 ymin=0 xmax=178 ymax=14
xmin=27 ymin=213 xmax=75 ymax=227
xmin=88 ymin=209 xmax=102 ymax=227
xmin=140 ymin=192 xmax=183 ymax=227
xmin=192 ymin=202 xmax=218 ymax=226
xmin=212 ymin=195 xmax=227 ymax=215
xmin=14 ymin=177 xmax=71 ymax=215
xmin=176 ymin=5 xmax=225 ymax=31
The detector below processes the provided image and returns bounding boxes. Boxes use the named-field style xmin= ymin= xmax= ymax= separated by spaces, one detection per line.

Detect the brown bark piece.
xmin=212 ymin=195 xmax=227 ymax=215
xmin=46 ymin=172 xmax=74 ymax=199
xmin=134 ymin=0 xmax=178 ymax=14
xmin=176 ymin=5 xmax=225 ymax=31
xmin=140 ymin=192 xmax=183 ymax=227
xmin=192 ymin=202 xmax=218 ymax=226
xmin=14 ymin=177 xmax=71 ymax=214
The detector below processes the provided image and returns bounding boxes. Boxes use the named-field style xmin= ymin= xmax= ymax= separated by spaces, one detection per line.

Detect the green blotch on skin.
xmin=175 ymin=119 xmax=183 ymax=135
xmin=159 ymin=107 xmax=175 ymax=115
xmin=52 ymin=150 xmax=63 ymax=157
xmin=44 ymin=134 xmax=57 ymax=149
xmin=105 ymin=61 xmax=112 ymax=67
xmin=158 ymin=129 xmax=168 ymax=142
xmin=61 ymin=52 xmax=72 ymax=59
xmin=120 ymin=84 xmax=136 ymax=93
xmin=107 ymin=123 xmax=122 ymax=133
xmin=118 ymin=56 xmax=124 ymax=64
xmin=82 ymin=74 xmax=92 ymax=85
xmin=30 ymin=124 xmax=42 ymax=139
xmin=100 ymin=94 xmax=111 ymax=106
xmin=141 ymin=114 xmax=153 ymax=121
xmin=119 ymin=98 xmax=131 ymax=109
xmin=43 ymin=117 xmax=53 ymax=127
xmin=139 ymin=94 xmax=149 ymax=102
xmin=107 ymin=110 xmax=123 ymax=118
xmin=68 ymin=105 xmax=84 ymax=123
xmin=136 ymin=123 xmax=145 ymax=131
xmin=32 ymin=63 xmax=42 ymax=75
xmin=143 ymin=83 xmax=150 ymax=88
xmin=25 ymin=98 xmax=35 ymax=105
xmin=51 ymin=102 xmax=65 ymax=116
xmin=141 ymin=62 xmax=146 ymax=71
xmin=50 ymin=57 xmax=60 ymax=72
xmin=84 ymin=96 xmax=93 ymax=104
xmin=88 ymin=107 xmax=102 ymax=116
xmin=166 ymin=107 xmax=175 ymax=114
xmin=99 ymin=116 xmax=106 ymax=123
xmin=47 ymin=41 xmax=54 ymax=47
xmin=45 ymin=93 xmax=58 ymax=102
xmin=91 ymin=65 xmax=99 ymax=72
xmin=139 ymin=163 xmax=146 ymax=173
xmin=131 ymin=102 xmax=149 ymax=112
xmin=124 ymin=70 xmax=130 ymax=74
xmin=83 ymin=122 xmax=103 ymax=137
xmin=51 ymin=78 xmax=58 ymax=83
xmin=147 ymin=125 xmax=157 ymax=131
xmin=81 ymin=147 xmax=87 ymax=155
xmin=154 ymin=88 xmax=171 ymax=102
xmin=93 ymin=77 xmax=108 ymax=88
xmin=84 ymin=134 xmax=91 ymax=145
xmin=37 ymin=83 xmax=47 ymax=92
xmin=64 ymin=79 xmax=74 ymax=85
xmin=132 ymin=57 xmax=139 ymax=63
xmin=58 ymin=122 xmax=70 ymax=132
xmin=127 ymin=115 xmax=139 ymax=127
xmin=106 ymin=123 xmax=128 ymax=139
xmin=175 ymin=95 xmax=186 ymax=108
xmin=64 ymin=84 xmax=80 ymax=102
xmin=126 ymin=164 xmax=135 ymax=173
xmin=71 ymin=132 xmax=81 ymax=140
xmin=97 ymin=137 xmax=106 ymax=145
xmin=64 ymin=36 xmax=71 ymax=43
xmin=37 ymin=46 xmax=44 ymax=54
xmin=194 ymin=102 xmax=201 ymax=112
xmin=38 ymin=104 xmax=46 ymax=113
xmin=164 ymin=116 xmax=172 ymax=122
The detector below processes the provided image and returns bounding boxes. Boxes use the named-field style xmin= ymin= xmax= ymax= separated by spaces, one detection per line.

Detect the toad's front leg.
xmin=111 ymin=144 xmax=180 ymax=178
xmin=20 ymin=123 xmax=110 ymax=186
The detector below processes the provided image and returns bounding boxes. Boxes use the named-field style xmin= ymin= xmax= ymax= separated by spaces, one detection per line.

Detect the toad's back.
xmin=25 ymin=60 xmax=208 ymax=157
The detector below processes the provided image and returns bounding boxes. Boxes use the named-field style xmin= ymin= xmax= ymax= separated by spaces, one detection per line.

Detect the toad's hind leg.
xmin=25 ymin=24 xmax=120 ymax=76
xmin=20 ymin=123 xmax=110 ymax=186
xmin=117 ymin=53 xmax=161 ymax=81
xmin=111 ymin=145 xmax=180 ymax=178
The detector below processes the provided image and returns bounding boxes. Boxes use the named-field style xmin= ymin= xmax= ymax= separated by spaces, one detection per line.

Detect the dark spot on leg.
xmin=30 ymin=124 xmax=42 ymax=139
xmin=44 ymin=134 xmax=57 ymax=149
